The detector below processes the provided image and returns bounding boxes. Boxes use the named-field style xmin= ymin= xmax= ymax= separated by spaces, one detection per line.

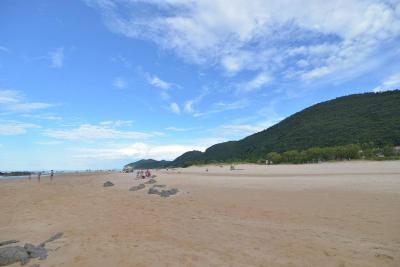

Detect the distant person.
xmin=50 ymin=170 xmax=54 ymax=181
xmin=145 ymin=169 xmax=151 ymax=177
xmin=37 ymin=171 xmax=42 ymax=182
xmin=28 ymin=173 xmax=31 ymax=180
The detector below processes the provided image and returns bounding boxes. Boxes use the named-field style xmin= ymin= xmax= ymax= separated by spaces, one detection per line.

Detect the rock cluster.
xmin=129 ymin=183 xmax=145 ymax=191
xmin=103 ymin=181 xmax=114 ymax=187
xmin=0 ymin=233 xmax=63 ymax=266
xmin=148 ymin=186 xmax=179 ymax=198
xmin=144 ymin=178 xmax=157 ymax=184
xmin=128 ymin=178 xmax=179 ymax=198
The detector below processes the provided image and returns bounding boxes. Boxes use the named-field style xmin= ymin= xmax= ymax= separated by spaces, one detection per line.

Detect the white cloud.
xmin=160 ymin=91 xmax=170 ymax=100
xmin=214 ymin=117 xmax=282 ymax=139
xmin=0 ymin=90 xmax=21 ymax=104
xmin=0 ymin=121 xmax=40 ymax=135
xmin=194 ymin=99 xmax=249 ymax=117
xmin=87 ymin=0 xmax=400 ymax=83
xmin=45 ymin=124 xmax=152 ymax=140
xmin=373 ymin=72 xmax=400 ymax=92
xmin=113 ymin=77 xmax=127 ymax=88
xmin=239 ymin=72 xmax=272 ymax=92
xmin=74 ymin=142 xmax=207 ymax=161
xmin=184 ymin=100 xmax=195 ymax=113
xmin=148 ymin=75 xmax=171 ymax=89
xmin=217 ymin=124 xmax=266 ymax=135
xmin=0 ymin=89 xmax=53 ymax=113
xmin=35 ymin=141 xmax=64 ymax=145
xmin=169 ymin=102 xmax=180 ymax=114
xmin=183 ymin=89 xmax=208 ymax=113
xmin=6 ymin=102 xmax=53 ymax=112
xmin=49 ymin=47 xmax=64 ymax=68
xmin=99 ymin=120 xmax=133 ymax=127
xmin=165 ymin=126 xmax=194 ymax=132
xmin=0 ymin=46 xmax=9 ymax=53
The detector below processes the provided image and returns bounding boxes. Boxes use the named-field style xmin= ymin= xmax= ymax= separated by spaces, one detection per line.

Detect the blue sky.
xmin=1 ymin=0 xmax=400 ymax=170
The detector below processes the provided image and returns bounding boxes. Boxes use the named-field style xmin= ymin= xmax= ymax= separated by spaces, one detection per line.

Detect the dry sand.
xmin=1 ymin=161 xmax=399 ymax=266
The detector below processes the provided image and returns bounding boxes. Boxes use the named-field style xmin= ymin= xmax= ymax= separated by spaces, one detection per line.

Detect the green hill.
xmin=124 ymin=159 xmax=171 ymax=170
xmin=125 ymin=90 xmax=400 ymax=168
xmin=193 ymin=90 xmax=400 ymax=163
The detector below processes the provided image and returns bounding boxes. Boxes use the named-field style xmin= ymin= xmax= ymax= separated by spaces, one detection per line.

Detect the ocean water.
xmin=0 ymin=174 xmax=50 ymax=180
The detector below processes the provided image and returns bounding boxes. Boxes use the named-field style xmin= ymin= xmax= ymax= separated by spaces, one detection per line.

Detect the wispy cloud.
xmin=21 ymin=114 xmax=62 ymax=121
xmin=184 ymin=88 xmax=208 ymax=113
xmin=73 ymin=142 xmax=207 ymax=161
xmin=148 ymin=75 xmax=171 ymax=90
xmin=99 ymin=120 xmax=133 ymax=127
xmin=373 ymin=72 xmax=400 ymax=92
xmin=35 ymin=141 xmax=64 ymax=145
xmin=0 ymin=89 xmax=53 ymax=113
xmin=214 ymin=118 xmax=280 ymax=138
xmin=86 ymin=0 xmax=400 ymax=84
xmin=169 ymin=102 xmax=180 ymax=114
xmin=0 ymin=46 xmax=9 ymax=53
xmin=165 ymin=126 xmax=195 ymax=132
xmin=45 ymin=123 xmax=152 ymax=140
xmin=194 ymin=99 xmax=249 ymax=117
xmin=0 ymin=121 xmax=40 ymax=135
xmin=238 ymin=72 xmax=272 ymax=93
xmin=112 ymin=77 xmax=127 ymax=89
xmin=49 ymin=47 xmax=64 ymax=68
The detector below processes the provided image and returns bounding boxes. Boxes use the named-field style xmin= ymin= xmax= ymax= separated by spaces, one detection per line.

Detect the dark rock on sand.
xmin=152 ymin=184 xmax=166 ymax=188
xmin=148 ymin=186 xmax=179 ymax=198
xmin=0 ymin=233 xmax=63 ymax=266
xmin=129 ymin=183 xmax=145 ymax=192
xmin=103 ymin=181 xmax=114 ymax=187
xmin=160 ymin=188 xmax=179 ymax=198
xmin=0 ymin=246 xmax=29 ymax=266
xmin=144 ymin=179 xmax=157 ymax=184
xmin=24 ymin=244 xmax=47 ymax=260
xmin=38 ymin=232 xmax=63 ymax=248
xmin=0 ymin=241 xmax=18 ymax=247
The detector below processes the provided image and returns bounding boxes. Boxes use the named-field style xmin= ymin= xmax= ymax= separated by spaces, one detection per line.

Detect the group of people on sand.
xmin=136 ymin=169 xmax=151 ymax=179
xmin=28 ymin=170 xmax=54 ymax=182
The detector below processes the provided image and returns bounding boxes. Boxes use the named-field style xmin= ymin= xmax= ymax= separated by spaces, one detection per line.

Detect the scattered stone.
xmin=144 ymin=179 xmax=157 ymax=184
xmin=147 ymin=187 xmax=159 ymax=195
xmin=39 ymin=232 xmax=63 ymax=248
xmin=160 ymin=188 xmax=179 ymax=198
xmin=0 ymin=233 xmax=63 ymax=266
xmin=148 ymin=186 xmax=179 ymax=198
xmin=0 ymin=246 xmax=29 ymax=266
xmin=152 ymin=184 xmax=166 ymax=188
xmin=103 ymin=181 xmax=114 ymax=187
xmin=129 ymin=183 xmax=145 ymax=192
xmin=151 ymin=175 xmax=157 ymax=178
xmin=375 ymin=253 xmax=394 ymax=261
xmin=24 ymin=244 xmax=47 ymax=260
xmin=0 ymin=240 xmax=18 ymax=247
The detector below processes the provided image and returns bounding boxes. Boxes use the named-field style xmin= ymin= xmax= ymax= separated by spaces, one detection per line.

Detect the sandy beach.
xmin=1 ymin=161 xmax=399 ymax=267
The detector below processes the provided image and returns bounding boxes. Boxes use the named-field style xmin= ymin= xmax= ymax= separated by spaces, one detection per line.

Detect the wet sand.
xmin=0 ymin=161 xmax=399 ymax=266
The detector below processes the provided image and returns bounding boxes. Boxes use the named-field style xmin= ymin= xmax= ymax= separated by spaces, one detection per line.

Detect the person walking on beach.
xmin=50 ymin=170 xmax=54 ymax=182
xmin=37 ymin=171 xmax=42 ymax=182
